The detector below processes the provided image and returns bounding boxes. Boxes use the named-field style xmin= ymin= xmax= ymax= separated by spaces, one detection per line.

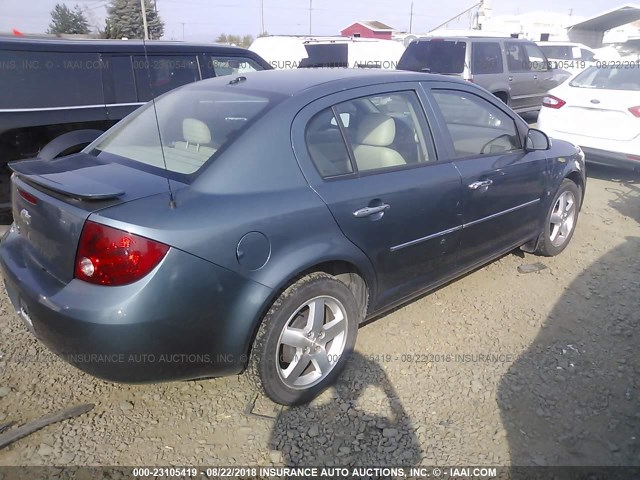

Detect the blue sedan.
xmin=0 ymin=69 xmax=585 ymax=405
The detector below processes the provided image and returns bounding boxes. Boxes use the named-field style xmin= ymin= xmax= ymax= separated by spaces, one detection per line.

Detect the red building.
xmin=340 ymin=21 xmax=395 ymax=40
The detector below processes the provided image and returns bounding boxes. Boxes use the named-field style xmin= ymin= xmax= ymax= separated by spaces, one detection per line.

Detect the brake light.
xmin=18 ymin=188 xmax=38 ymax=205
xmin=627 ymin=154 xmax=640 ymax=161
xmin=628 ymin=106 xmax=640 ymax=118
xmin=542 ymin=95 xmax=566 ymax=109
xmin=75 ymin=221 xmax=169 ymax=286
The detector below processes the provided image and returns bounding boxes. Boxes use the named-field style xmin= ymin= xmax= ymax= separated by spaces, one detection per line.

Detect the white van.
xmin=250 ymin=36 xmax=406 ymax=70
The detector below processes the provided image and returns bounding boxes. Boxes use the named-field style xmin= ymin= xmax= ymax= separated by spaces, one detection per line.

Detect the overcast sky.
xmin=0 ymin=0 xmax=625 ymax=41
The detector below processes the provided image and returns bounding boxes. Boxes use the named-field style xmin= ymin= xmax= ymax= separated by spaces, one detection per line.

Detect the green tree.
xmin=48 ymin=3 xmax=90 ymax=35
xmin=215 ymin=33 xmax=254 ymax=48
xmin=104 ymin=0 xmax=164 ymax=40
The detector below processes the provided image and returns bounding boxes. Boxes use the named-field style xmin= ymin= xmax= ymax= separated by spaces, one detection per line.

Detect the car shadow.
xmin=587 ymin=164 xmax=640 ymax=225
xmin=497 ymin=236 xmax=640 ymax=473
xmin=267 ymin=352 xmax=421 ymax=467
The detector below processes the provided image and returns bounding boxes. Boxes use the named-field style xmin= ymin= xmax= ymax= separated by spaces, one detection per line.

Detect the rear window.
xmin=539 ymin=45 xmax=572 ymax=59
xmin=398 ymin=40 xmax=466 ymax=74
xmin=570 ymin=66 xmax=640 ymax=91
xmin=89 ymin=85 xmax=277 ymax=179
xmin=299 ymin=44 xmax=348 ymax=68
xmin=0 ymin=50 xmax=103 ymax=108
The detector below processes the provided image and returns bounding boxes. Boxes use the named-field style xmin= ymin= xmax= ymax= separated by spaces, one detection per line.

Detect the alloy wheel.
xmin=275 ymin=295 xmax=348 ymax=390
xmin=549 ymin=190 xmax=576 ymax=247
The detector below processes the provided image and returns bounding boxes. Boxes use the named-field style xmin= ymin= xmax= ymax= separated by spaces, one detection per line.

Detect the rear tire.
xmin=536 ymin=179 xmax=581 ymax=256
xmin=247 ymin=272 xmax=360 ymax=406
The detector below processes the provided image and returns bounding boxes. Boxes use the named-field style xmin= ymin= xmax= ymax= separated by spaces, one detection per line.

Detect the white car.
xmin=538 ymin=65 xmax=640 ymax=171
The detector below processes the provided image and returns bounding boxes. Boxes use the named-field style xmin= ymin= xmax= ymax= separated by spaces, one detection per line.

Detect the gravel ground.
xmin=0 ymin=164 xmax=638 ymax=468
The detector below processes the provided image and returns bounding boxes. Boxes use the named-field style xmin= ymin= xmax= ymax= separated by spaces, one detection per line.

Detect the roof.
xmin=0 ymin=37 xmax=251 ymax=55
xmin=415 ymin=36 xmax=532 ymax=42
xmin=341 ymin=21 xmax=395 ymax=32
xmin=567 ymin=4 xmax=640 ymax=31
xmin=186 ymin=68 xmax=463 ymax=97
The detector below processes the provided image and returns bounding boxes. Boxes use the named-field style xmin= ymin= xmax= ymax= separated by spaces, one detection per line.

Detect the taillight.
xmin=628 ymin=106 xmax=640 ymax=118
xmin=18 ymin=188 xmax=38 ymax=205
xmin=75 ymin=221 xmax=169 ymax=286
xmin=542 ymin=95 xmax=566 ymax=109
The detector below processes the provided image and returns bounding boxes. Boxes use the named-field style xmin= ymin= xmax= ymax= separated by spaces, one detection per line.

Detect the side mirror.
xmin=526 ymin=128 xmax=551 ymax=151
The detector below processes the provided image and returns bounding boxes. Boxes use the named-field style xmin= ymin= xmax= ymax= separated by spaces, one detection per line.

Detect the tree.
xmin=215 ymin=33 xmax=254 ymax=48
xmin=104 ymin=0 xmax=164 ymax=40
xmin=48 ymin=3 xmax=90 ymax=35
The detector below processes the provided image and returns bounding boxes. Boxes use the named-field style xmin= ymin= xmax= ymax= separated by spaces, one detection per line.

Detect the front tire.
xmin=536 ymin=179 xmax=580 ymax=256
xmin=247 ymin=272 xmax=360 ymax=405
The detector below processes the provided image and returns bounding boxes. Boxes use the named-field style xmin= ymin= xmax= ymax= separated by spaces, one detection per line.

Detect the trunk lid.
xmin=10 ymin=153 xmax=178 ymax=284
xmin=554 ymin=86 xmax=640 ymax=141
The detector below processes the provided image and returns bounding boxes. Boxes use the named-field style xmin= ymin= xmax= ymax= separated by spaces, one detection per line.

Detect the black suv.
xmin=0 ymin=37 xmax=270 ymax=214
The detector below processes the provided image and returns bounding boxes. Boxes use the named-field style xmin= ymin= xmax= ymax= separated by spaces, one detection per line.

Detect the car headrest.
xmin=183 ymin=118 xmax=211 ymax=145
xmin=355 ymin=114 xmax=396 ymax=147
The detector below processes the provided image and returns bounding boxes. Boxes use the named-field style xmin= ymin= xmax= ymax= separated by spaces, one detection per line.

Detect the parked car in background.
xmin=538 ymin=65 xmax=640 ymax=171
xmin=250 ymin=35 xmax=406 ymax=70
xmin=537 ymin=41 xmax=620 ymax=76
xmin=0 ymin=69 xmax=585 ymax=405
xmin=0 ymin=37 xmax=271 ymax=215
xmin=397 ymin=36 xmax=572 ymax=113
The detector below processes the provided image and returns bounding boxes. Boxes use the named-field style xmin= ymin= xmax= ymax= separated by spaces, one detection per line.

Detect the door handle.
xmin=533 ymin=74 xmax=538 ymax=80
xmin=353 ymin=204 xmax=390 ymax=218
xmin=468 ymin=180 xmax=493 ymax=190
xmin=508 ymin=76 xmax=513 ymax=81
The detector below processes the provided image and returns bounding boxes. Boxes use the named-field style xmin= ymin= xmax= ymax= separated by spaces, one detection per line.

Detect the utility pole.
xmin=181 ymin=22 xmax=185 ymax=40
xmin=309 ymin=0 xmax=312 ymax=35
xmin=261 ymin=0 xmax=265 ymax=34
xmin=140 ymin=0 xmax=149 ymax=40
xmin=409 ymin=1 xmax=414 ymax=33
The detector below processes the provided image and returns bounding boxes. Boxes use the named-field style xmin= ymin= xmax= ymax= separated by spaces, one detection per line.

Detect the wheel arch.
xmin=241 ymin=256 xmax=374 ymax=369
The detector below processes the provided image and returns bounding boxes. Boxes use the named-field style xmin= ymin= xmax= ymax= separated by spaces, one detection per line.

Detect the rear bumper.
xmin=539 ymin=116 xmax=640 ymax=171
xmin=580 ymin=147 xmax=640 ymax=171
xmin=0 ymin=227 xmax=273 ymax=383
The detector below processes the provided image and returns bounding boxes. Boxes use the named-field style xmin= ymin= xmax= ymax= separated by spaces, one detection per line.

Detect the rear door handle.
xmin=468 ymin=180 xmax=493 ymax=190
xmin=353 ymin=204 xmax=390 ymax=218
xmin=533 ymin=74 xmax=538 ymax=80
xmin=508 ymin=76 xmax=513 ymax=81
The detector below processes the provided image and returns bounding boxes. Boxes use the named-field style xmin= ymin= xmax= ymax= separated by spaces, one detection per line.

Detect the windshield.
xmin=398 ymin=40 xmax=467 ymax=74
xmin=89 ymin=84 xmax=274 ymax=179
xmin=570 ymin=66 xmax=640 ymax=90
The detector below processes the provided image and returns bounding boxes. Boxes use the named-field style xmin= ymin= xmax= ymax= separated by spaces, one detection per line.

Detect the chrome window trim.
xmin=0 ymin=102 xmax=146 ymax=113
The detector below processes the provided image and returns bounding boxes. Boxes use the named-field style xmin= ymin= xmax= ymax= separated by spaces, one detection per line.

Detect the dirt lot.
xmin=0 ymin=164 xmax=638 ymax=468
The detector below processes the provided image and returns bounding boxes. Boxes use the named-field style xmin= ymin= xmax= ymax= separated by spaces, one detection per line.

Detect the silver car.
xmin=398 ymin=36 xmax=572 ymax=113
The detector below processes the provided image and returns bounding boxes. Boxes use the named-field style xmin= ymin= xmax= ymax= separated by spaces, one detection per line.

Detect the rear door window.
xmin=398 ymin=40 xmax=466 ymax=74
xmin=471 ymin=42 xmax=503 ymax=74
xmin=101 ymin=55 xmax=137 ymax=104
xmin=132 ymin=55 xmax=200 ymax=102
xmin=505 ymin=42 xmax=528 ymax=72
xmin=0 ymin=50 xmax=103 ymax=108
xmin=305 ymin=91 xmax=436 ymax=177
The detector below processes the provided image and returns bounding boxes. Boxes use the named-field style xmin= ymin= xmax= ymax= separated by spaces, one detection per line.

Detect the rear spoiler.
xmin=9 ymin=157 xmax=125 ymax=200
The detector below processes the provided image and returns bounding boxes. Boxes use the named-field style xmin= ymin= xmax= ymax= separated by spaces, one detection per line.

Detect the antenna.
xmin=139 ymin=1 xmax=176 ymax=209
